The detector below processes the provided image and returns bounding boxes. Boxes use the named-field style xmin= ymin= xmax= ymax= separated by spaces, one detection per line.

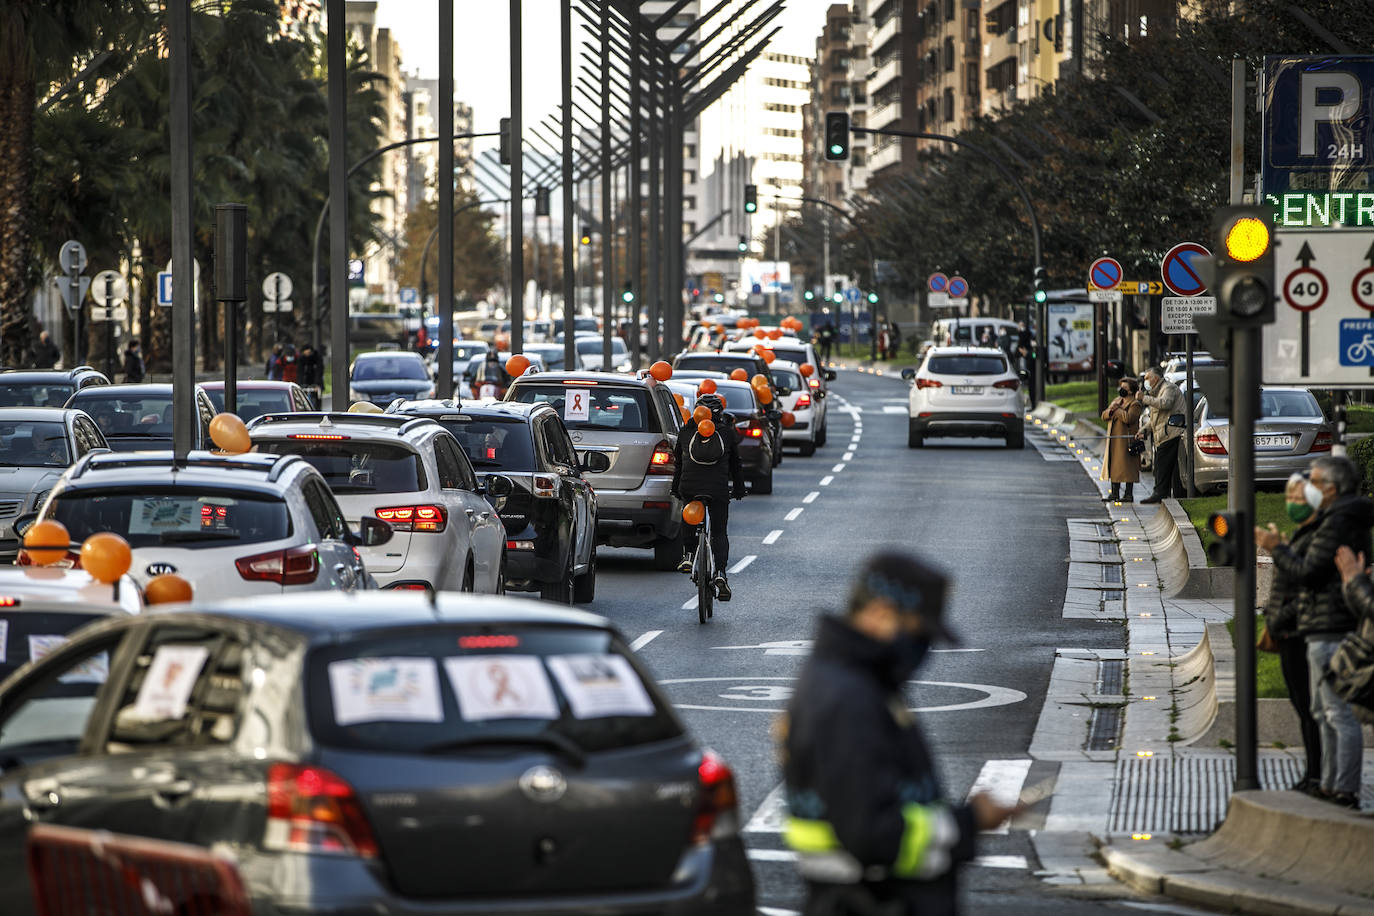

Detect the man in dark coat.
xmin=122 ymin=339 xmax=145 ymax=382
xmin=781 ymin=551 xmax=1019 ymax=915
xmin=671 ymin=392 xmax=745 ymax=601
xmin=33 ymin=331 xmax=59 ymax=369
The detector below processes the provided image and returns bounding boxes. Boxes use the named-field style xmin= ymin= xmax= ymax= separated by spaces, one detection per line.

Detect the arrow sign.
xmin=1088 ymin=257 xmax=1123 ymax=290
xmin=1161 ymin=242 xmax=1211 ymax=297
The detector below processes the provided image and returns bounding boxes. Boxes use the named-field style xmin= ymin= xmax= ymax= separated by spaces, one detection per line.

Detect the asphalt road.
xmin=586 ymin=368 xmax=1155 ymax=914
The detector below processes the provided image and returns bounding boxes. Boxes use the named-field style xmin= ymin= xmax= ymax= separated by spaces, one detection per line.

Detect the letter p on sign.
xmin=1300 ymin=71 xmax=1361 ymax=156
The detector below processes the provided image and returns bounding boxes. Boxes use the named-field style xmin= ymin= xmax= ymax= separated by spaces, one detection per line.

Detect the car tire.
xmin=1006 ymin=429 xmax=1025 ymax=449
xmin=573 ymin=548 xmax=596 ymax=603
xmin=653 ymin=530 xmax=684 ymax=571
xmin=753 ymin=465 xmax=774 ymax=494
xmin=816 ymin=422 xmax=827 ymax=447
xmin=799 ymin=439 xmax=816 ymax=457
xmin=541 ymin=562 xmax=575 ymax=604
xmin=907 ymin=422 xmax=924 ymax=449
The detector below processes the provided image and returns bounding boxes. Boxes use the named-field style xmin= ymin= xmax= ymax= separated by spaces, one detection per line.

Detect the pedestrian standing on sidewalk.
xmin=1331 ymin=544 xmax=1374 ymax=725
xmin=1100 ymin=377 xmax=1142 ymax=502
xmin=1256 ymin=456 xmax=1373 ymax=810
xmin=817 ymin=323 xmax=835 ymax=364
xmin=32 ymin=330 xmax=60 ymax=369
xmin=122 ymin=339 xmax=145 ymax=383
xmin=888 ymin=321 xmax=901 ymax=360
xmin=265 ymin=343 xmax=283 ymax=380
xmin=1262 ymin=473 xmax=1327 ymax=795
xmin=1137 ymin=367 xmax=1186 ymax=504
xmin=779 ymin=551 xmax=1019 ymax=916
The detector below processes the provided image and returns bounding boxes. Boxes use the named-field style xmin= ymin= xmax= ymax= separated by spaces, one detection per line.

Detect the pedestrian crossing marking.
xmin=965 ymin=758 xmax=1033 ymax=835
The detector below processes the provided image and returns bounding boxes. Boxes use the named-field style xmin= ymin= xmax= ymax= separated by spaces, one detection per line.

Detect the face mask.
xmin=886 ymin=632 xmax=932 ymax=683
xmin=1304 ymin=481 xmax=1325 ymax=510
xmin=1118 ymin=387 xmax=1130 ymax=396
xmin=1142 ymin=379 xmax=1153 ymax=391
xmin=1286 ymin=501 xmax=1315 ymax=523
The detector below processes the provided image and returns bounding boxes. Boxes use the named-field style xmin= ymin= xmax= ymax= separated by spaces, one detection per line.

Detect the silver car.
xmin=1191 ymin=387 xmax=1332 ymax=493
xmin=0 ymin=408 xmax=109 ymax=563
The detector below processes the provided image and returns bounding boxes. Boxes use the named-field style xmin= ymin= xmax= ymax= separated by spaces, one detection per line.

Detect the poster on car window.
xmin=328 ymin=657 xmax=443 ymax=725
xmin=445 ymin=656 xmax=559 ymax=721
xmin=546 ymin=654 xmax=654 ymax=719
xmin=28 ymin=635 xmax=108 ymax=684
xmin=564 ymin=389 xmax=590 ymax=422
xmin=133 ymin=644 xmax=210 ymax=720
xmin=1046 ymin=303 xmax=1095 ymax=373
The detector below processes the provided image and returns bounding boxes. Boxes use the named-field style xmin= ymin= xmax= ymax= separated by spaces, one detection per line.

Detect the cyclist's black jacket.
xmin=672 ymin=420 xmax=744 ymax=498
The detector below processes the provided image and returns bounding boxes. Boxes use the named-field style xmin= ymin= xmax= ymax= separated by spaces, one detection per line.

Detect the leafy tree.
xmin=396 ymin=190 xmax=504 ymax=307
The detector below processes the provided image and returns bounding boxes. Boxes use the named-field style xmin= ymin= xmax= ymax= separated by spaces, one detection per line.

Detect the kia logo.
xmin=146 ymin=562 xmax=177 ymax=576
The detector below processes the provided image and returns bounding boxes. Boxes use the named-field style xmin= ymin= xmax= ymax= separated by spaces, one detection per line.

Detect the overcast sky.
xmin=373 ymin=0 xmax=834 ymax=156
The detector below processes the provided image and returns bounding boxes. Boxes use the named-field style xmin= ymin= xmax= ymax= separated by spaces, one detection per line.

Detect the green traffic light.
xmin=866 ymin=292 xmax=878 ymax=304
xmin=744 ymin=203 xmax=756 ymax=213
xmin=1033 ymin=290 xmax=1047 ymax=304
xmin=622 ymin=291 xmax=634 ymax=303
xmin=832 ymin=293 xmax=843 ymax=304
xmin=713 ymin=293 xmax=724 ymax=303
xmin=829 ymin=144 xmax=844 ymax=156
xmin=804 ymin=290 xmax=814 ymax=301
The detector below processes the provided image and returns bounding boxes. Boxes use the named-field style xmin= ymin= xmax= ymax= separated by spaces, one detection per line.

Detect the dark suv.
xmin=0 ymin=367 xmax=108 ymax=408
xmin=388 ymin=399 xmax=605 ymax=603
xmin=671 ymin=352 xmax=782 ymax=464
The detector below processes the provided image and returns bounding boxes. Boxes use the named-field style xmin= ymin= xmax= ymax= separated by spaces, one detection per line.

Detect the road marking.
xmin=803 ymin=491 xmax=819 ymax=504
xmin=714 ymin=640 xmax=979 ymax=657
xmin=745 ymin=783 xmax=788 ymax=833
xmin=744 ymin=849 xmax=1027 ymax=870
xmin=973 ymin=855 xmax=1029 ymax=869
xmin=882 ymin=405 xmax=907 ymax=414
xmin=831 ymin=463 xmax=845 ymax=472
xmin=762 ymin=529 xmax=783 ymax=545
xmin=729 ymin=555 xmax=756 ymax=574
xmin=748 ymin=849 xmax=797 ymax=862
xmin=843 ymin=451 xmax=854 ymax=461
xmin=660 ymin=677 xmax=1027 ymax=713
xmin=683 ymin=595 xmax=698 ymax=610
xmin=819 ymin=475 xmax=833 ymax=486
xmin=965 ymin=759 xmax=1033 ymax=835
xmin=758 ymin=907 xmax=801 ymax=916
xmin=629 ymin=630 xmax=662 ymax=651
xmin=784 ymin=507 xmax=803 ymax=521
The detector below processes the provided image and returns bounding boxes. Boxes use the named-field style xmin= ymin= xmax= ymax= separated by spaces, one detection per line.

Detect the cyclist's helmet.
xmin=696 ymin=392 xmax=725 ymax=419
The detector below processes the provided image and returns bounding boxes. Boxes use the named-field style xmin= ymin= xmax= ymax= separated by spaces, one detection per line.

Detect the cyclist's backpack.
xmin=688 ymin=429 xmax=725 ymax=466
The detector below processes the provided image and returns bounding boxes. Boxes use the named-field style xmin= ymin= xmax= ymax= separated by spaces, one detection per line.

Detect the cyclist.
xmin=671 ymin=392 xmax=746 ymax=601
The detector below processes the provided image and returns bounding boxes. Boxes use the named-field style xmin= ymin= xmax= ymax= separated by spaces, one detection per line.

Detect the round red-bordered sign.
xmin=928 ymin=272 xmax=948 ymax=293
xmin=1160 ymin=243 xmax=1210 ymax=297
xmin=1353 ymin=267 xmax=1374 ymax=312
xmin=1088 ymin=257 xmax=1123 ymax=290
xmin=1283 ymin=267 xmax=1327 ymax=312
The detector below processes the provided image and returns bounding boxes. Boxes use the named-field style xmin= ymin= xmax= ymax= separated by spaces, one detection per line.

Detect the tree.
xmin=396 ymin=191 xmax=504 ymax=307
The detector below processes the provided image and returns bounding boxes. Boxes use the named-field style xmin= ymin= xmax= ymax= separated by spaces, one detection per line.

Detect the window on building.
xmin=945 ymin=0 xmax=955 ymax=20
xmin=685 ymin=170 xmax=696 ymax=184
xmin=852 ymin=147 xmax=866 ymax=167
xmin=944 ymin=37 xmax=955 ymax=71
xmin=683 ymin=196 xmax=697 ymax=210
xmin=942 ymin=88 xmax=954 ymax=122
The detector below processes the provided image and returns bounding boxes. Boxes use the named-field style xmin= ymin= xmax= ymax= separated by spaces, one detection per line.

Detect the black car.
xmin=711 ymin=379 xmax=777 ymax=493
xmin=64 ymin=383 xmax=216 ymax=451
xmin=0 ymin=367 xmax=109 ymax=408
xmin=671 ymin=353 xmax=783 ymax=464
xmin=0 ymin=593 xmax=755 ymax=915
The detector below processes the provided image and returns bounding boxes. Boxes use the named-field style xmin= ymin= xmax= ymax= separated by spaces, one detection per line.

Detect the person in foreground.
xmin=779 ymin=551 xmax=1020 ymax=915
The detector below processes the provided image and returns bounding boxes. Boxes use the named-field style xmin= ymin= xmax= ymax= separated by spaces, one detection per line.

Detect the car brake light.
xmin=289 ymin=433 xmax=349 ymax=440
xmin=266 ymin=763 xmax=379 ymax=858
xmin=993 ymin=379 xmax=1019 ymax=390
xmin=1310 ymin=431 xmax=1333 ymax=453
xmin=916 ymin=378 xmax=943 ymax=389
xmin=505 ymin=539 xmax=536 ymax=550
xmin=1197 ymin=431 xmax=1227 ymax=455
xmin=648 ymin=440 xmax=675 ymax=475
xmin=459 ymin=635 xmax=520 ymax=648
xmin=0 ymin=597 xmax=17 ymax=607
xmin=375 ymin=504 xmax=447 ymax=532
xmin=795 ymin=393 xmax=812 ymax=409
xmin=691 ymin=749 xmax=739 ymax=844
xmin=533 ymin=475 xmax=558 ymax=497
xmin=235 ymin=545 xmax=320 ymax=586
xmin=808 ymin=378 xmax=820 ymax=390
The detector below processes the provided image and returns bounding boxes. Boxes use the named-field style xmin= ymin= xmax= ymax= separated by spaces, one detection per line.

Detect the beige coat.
xmin=1100 ymin=397 xmax=1142 ymax=483
xmin=1141 ymin=378 xmax=1186 ymax=444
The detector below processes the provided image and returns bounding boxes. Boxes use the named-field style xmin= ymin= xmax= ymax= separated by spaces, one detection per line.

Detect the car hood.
xmin=0 ymin=466 xmax=61 ymax=496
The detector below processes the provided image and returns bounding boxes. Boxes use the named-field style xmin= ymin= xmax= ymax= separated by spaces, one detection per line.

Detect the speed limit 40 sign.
xmin=1263 ymin=230 xmax=1374 ymax=385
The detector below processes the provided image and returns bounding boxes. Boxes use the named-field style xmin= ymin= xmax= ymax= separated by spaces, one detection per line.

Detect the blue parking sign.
xmin=1339 ymin=318 xmax=1374 ymax=366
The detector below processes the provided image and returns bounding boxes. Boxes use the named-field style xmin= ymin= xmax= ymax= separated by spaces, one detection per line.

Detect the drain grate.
xmin=1101 ymin=565 xmax=1123 ymax=585
xmin=1098 ymin=659 xmax=1124 ymax=695
xmin=1109 ymin=756 xmax=1303 ymax=834
xmin=1101 ymin=590 xmax=1124 ymax=602
xmin=1099 ymin=542 xmax=1121 ymax=559
xmin=1095 ymin=523 xmax=1115 ymax=538
xmin=1087 ymin=706 xmax=1122 ymax=751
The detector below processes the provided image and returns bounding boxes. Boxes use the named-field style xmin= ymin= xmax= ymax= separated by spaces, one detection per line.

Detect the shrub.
xmin=1350 ymin=435 xmax=1374 ymax=499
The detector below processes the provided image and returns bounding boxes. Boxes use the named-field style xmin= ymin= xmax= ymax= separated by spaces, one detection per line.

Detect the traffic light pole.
xmin=1232 ymin=325 xmax=1260 ymax=792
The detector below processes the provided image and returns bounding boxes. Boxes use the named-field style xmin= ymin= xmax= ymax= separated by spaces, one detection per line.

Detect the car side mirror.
xmin=579 ymin=452 xmax=611 ymax=474
xmin=824 ymin=369 xmax=837 ymax=382
xmin=485 ymin=474 xmax=515 ymax=498
xmin=13 ymin=513 xmax=36 ymax=538
xmin=355 ymin=516 xmax=393 ymax=547
xmin=900 ymin=368 xmax=916 ymax=381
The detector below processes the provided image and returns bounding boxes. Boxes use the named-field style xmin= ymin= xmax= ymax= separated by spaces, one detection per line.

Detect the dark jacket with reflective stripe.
xmin=1270 ymin=494 xmax=1374 ymax=638
xmin=783 ymin=616 xmax=977 ymax=914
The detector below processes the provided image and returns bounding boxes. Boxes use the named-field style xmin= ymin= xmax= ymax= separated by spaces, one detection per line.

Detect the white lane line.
xmin=882 ymin=405 xmax=907 ymax=414
xmin=758 ymin=908 xmax=802 ymax=916
xmin=831 ymin=463 xmax=846 ymax=473
xmin=843 ymin=451 xmax=855 ymax=461
xmin=629 ymin=630 xmax=663 ymax=651
xmin=729 ymin=555 xmax=756 ymax=574
xmin=784 ymin=507 xmax=803 ymax=521
xmin=819 ymin=475 xmax=834 ymax=486
xmin=803 ymin=491 xmax=819 ymax=504
xmin=683 ymin=595 xmax=698 ymax=610
xmin=762 ymin=529 xmax=783 ymax=545
xmin=965 ymin=759 xmax=1033 ymax=835
xmin=745 ymin=783 xmax=788 ymax=833
xmin=748 ymin=849 xmax=797 ymax=862
xmin=973 ymin=855 xmax=1029 ymax=869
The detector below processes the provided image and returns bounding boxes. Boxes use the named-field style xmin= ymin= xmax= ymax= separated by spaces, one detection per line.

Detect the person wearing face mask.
xmin=1137 ymin=366 xmax=1187 ymax=504
xmin=671 ymin=392 xmax=746 ymax=600
xmin=1101 ymin=377 xmax=1143 ymax=502
xmin=1256 ymin=456 xmax=1373 ymax=810
xmin=779 ymin=552 xmax=1019 ymax=915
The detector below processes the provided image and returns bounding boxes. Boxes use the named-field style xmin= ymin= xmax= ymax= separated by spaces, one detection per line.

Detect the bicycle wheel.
xmin=696 ymin=521 xmax=712 ymax=624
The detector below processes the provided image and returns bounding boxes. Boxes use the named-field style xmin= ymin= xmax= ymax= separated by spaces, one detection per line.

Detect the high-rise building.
xmin=402 ymin=74 xmax=475 ymax=210
xmin=803 ymin=4 xmax=872 ymax=202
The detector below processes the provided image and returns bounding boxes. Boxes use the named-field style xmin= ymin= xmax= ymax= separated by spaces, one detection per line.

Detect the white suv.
xmin=901 ymin=347 xmax=1026 ymax=449
xmin=769 ymin=359 xmax=821 ymax=456
xmin=30 ymin=451 xmax=383 ymax=595
xmin=248 ymin=413 xmax=508 ymax=594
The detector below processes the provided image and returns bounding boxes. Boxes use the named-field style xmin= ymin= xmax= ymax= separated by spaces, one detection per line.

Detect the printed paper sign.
xmin=547 ymin=654 xmax=654 ymax=719
xmin=328 ymin=657 xmax=443 ymax=725
xmin=444 ymin=655 xmax=559 ymax=721
xmin=129 ymin=498 xmax=196 ymax=535
xmin=133 ymin=645 xmax=209 ymax=720
xmin=479 ymin=383 xmax=498 ymax=399
xmin=28 ymin=635 xmax=108 ymax=684
xmin=564 ymin=389 xmax=590 ymax=422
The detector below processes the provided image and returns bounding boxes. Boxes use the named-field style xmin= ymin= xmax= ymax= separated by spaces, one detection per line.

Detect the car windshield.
xmin=305 ymin=626 xmax=681 ymax=756
xmin=675 ymin=356 xmax=759 ymax=376
xmin=574 ymin=318 xmax=599 ymax=333
xmin=0 ymin=384 xmax=74 ymax=409
xmin=0 ymin=421 xmax=70 ymax=467
xmin=69 ymin=393 xmax=173 ymax=436
xmin=253 ymin=440 xmax=426 ymax=494
xmin=927 ymin=355 xmax=1008 ymax=376
xmin=524 ymin=346 xmax=566 ymax=371
xmin=352 ymin=357 xmax=428 ymax=382
xmin=0 ymin=609 xmax=113 ymax=684
xmin=207 ymin=388 xmax=293 ymax=421
xmin=49 ymin=487 xmax=290 ymax=548
xmin=1208 ymin=390 xmax=1322 ymax=422
xmin=767 ymin=346 xmax=809 ymax=365
xmin=509 ymin=385 xmax=652 ymax=432
xmin=437 ymin=417 xmax=536 ymax=469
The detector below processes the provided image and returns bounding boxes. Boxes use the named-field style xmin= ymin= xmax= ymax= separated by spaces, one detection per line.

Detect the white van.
xmin=924 ymin=317 xmax=1020 ymax=355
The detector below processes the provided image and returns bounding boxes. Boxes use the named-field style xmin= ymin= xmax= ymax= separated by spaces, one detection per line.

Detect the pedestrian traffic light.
xmin=579 ymin=227 xmax=591 ymax=246
xmin=1212 ymin=205 xmax=1275 ymax=327
xmin=535 ymin=186 xmax=550 ymax=217
xmin=1032 ymin=266 xmax=1047 ymax=304
xmin=737 ymin=235 xmax=748 ymax=254
xmin=867 ymin=291 xmax=879 ymax=304
xmin=499 ymin=117 xmax=512 ymax=166
xmin=744 ymin=184 xmax=758 ymax=214
xmin=824 ymin=112 xmax=850 ymax=161
xmin=1206 ymin=511 xmax=1241 ymax=567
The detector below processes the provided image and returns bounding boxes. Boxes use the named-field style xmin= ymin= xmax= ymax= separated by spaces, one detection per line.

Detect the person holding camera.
xmin=1138 ymin=366 xmax=1187 ymax=504
xmin=1101 ymin=376 xmax=1143 ymax=502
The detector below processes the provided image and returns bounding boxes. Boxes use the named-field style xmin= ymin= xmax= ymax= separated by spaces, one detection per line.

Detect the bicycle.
xmin=1347 ymin=333 xmax=1374 ymax=364
xmin=687 ymin=495 xmax=715 ymax=624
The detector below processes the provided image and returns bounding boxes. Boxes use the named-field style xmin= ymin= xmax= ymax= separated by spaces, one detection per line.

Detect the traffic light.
xmin=535 ymin=186 xmax=550 ymax=217
xmin=622 ymin=283 xmax=634 ymax=304
xmin=1212 ymin=205 xmax=1275 ymax=326
xmin=866 ymin=291 xmax=879 ymax=305
xmin=832 ymin=292 xmax=844 ymax=304
xmin=1032 ymin=265 xmax=1047 ymax=304
xmin=737 ymin=235 xmax=748 ymax=253
xmin=1206 ymin=511 xmax=1241 ymax=567
xmin=744 ymin=184 xmax=757 ymax=214
xmin=804 ymin=289 xmax=815 ymax=301
xmin=579 ymin=226 xmax=591 ymax=246
xmin=499 ymin=117 xmax=512 ymax=165
xmin=824 ymin=111 xmax=850 ymax=161
xmin=713 ymin=292 xmax=725 ymax=303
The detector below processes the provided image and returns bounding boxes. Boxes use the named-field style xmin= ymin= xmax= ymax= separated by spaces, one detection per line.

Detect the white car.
xmin=768 ymin=359 xmax=822 ymax=456
xmin=29 ymin=451 xmax=379 ymax=595
xmin=901 ymin=346 xmax=1026 ymax=449
xmin=248 ymin=412 xmax=509 ymax=594
xmin=0 ymin=564 xmax=143 ymax=614
xmin=723 ymin=338 xmax=832 ymax=444
xmin=574 ymin=336 xmax=632 ymax=373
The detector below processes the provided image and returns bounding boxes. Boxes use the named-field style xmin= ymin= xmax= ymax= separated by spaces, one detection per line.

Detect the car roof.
xmin=926 ymin=346 xmax=1010 ymax=357
xmin=677 ymin=351 xmax=759 ymax=361
xmin=509 ymin=370 xmax=657 ymax=388
xmin=62 ymin=449 xmax=305 ymax=487
xmin=391 ymin=399 xmax=546 ymax=421
xmin=770 ymin=359 xmax=801 ymax=371
xmin=246 ymin=412 xmax=442 ymax=442
xmin=0 ymin=369 xmax=104 ymax=383
xmin=69 ymin=383 xmax=193 ymax=396
xmin=200 ymin=380 xmax=298 ymax=392
xmin=354 ymin=350 xmax=425 ymax=361
xmin=0 ymin=407 xmax=83 ymax=422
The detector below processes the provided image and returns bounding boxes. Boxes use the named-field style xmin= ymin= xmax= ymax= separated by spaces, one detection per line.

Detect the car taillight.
xmin=1197 ymin=431 xmax=1227 ymax=455
xmin=690 ymin=749 xmax=739 ymax=844
xmin=1310 ymin=431 xmax=1333 ymax=453
xmin=235 ymin=545 xmax=320 ymax=586
xmin=795 ymin=393 xmax=812 ymax=409
xmin=808 ymin=377 xmax=820 ymax=390
xmin=648 ymin=440 xmax=675 ymax=475
xmin=735 ymin=420 xmax=765 ymax=438
xmin=993 ymin=379 xmax=1019 ymax=390
xmin=533 ymin=474 xmax=558 ymax=497
xmin=266 ymin=763 xmax=379 ymax=858
xmin=916 ymin=378 xmax=943 ymax=389
xmin=375 ymin=504 xmax=447 ymax=532
xmin=17 ymin=550 xmax=79 ymax=569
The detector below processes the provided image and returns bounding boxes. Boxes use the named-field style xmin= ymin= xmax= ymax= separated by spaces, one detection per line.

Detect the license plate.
xmin=952 ymin=386 xmax=982 ymax=395
xmin=1254 ymin=435 xmax=1293 ymax=449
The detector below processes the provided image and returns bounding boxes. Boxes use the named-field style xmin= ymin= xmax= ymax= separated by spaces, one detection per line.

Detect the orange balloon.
xmin=692 ymin=404 xmax=711 ymax=422
xmin=760 ymin=349 xmax=776 ymax=364
xmin=506 ymin=354 xmax=531 ymax=376
xmin=757 ymin=387 xmax=773 ymax=405
xmin=673 ymin=392 xmax=685 ymax=406
xmin=649 ymin=360 xmax=673 ymax=381
xmin=697 ymin=418 xmax=716 ymax=438
xmin=735 ymin=317 xmax=750 ymax=329
xmin=713 ymin=324 xmax=726 ymax=335
xmin=697 ymin=379 xmax=717 ymax=395
xmin=750 ymin=374 xmax=769 ymax=390
xmin=680 ymin=407 xmax=691 ymax=424
xmin=80 ymin=532 xmax=132 ymax=584
xmin=145 ymin=573 xmax=194 ymax=605
xmin=750 ymin=318 xmax=762 ymax=328
xmin=209 ymin=412 xmax=251 ymax=454
xmin=729 ymin=368 xmax=748 ymax=381
xmin=800 ymin=363 xmax=815 ymax=377
xmin=781 ymin=411 xmax=796 ymax=428
xmin=767 ymin=328 xmax=783 ymax=340
xmin=23 ymin=519 xmax=71 ymax=566
xmin=753 ymin=328 xmax=766 ymax=339
xmin=682 ymin=500 xmax=705 ymax=526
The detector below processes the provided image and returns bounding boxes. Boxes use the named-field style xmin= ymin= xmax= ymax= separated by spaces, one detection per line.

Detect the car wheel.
xmin=799 ymin=439 xmax=816 ymax=457
xmin=653 ymin=529 xmax=684 ymax=571
xmin=753 ymin=464 xmax=774 ymax=494
xmin=541 ymin=562 xmax=575 ymax=604
xmin=1006 ymin=429 xmax=1025 ymax=449
xmin=816 ymin=422 xmax=827 ymax=447
xmin=907 ymin=422 xmax=923 ymax=449
xmin=573 ymin=547 xmax=596 ymax=603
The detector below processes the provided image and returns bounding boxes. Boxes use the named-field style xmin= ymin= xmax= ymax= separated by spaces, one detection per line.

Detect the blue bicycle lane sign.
xmin=1340 ymin=318 xmax=1374 ymax=366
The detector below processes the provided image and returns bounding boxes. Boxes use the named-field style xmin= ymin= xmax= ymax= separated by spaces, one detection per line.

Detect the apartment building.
xmin=403 ymin=74 xmax=475 ymax=210
xmin=803 ymin=4 xmax=871 ymax=202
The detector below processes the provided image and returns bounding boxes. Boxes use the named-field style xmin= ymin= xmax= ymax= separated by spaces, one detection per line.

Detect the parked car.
xmin=0 ymin=367 xmax=108 ymax=409
xmin=249 ymin=412 xmax=508 ymax=594
xmin=0 ymin=408 xmax=109 ymax=563
xmin=1191 ymin=387 xmax=1332 ymax=494
xmin=201 ymin=380 xmax=313 ymax=420
xmin=64 ymin=383 xmax=215 ymax=452
xmin=348 ymin=351 xmax=435 ymax=408
xmin=573 ymin=336 xmax=633 ymax=373
xmin=901 ymin=346 xmax=1026 ymax=448
xmin=0 ymin=593 xmax=755 ymax=915
xmin=387 ymin=399 xmax=603 ymax=602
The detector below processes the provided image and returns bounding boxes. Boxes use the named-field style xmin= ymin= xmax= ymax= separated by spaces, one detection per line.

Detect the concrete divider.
xmin=1154 ymin=502 xmax=1234 ymax=599
xmin=1169 ymin=629 xmax=1221 ymax=746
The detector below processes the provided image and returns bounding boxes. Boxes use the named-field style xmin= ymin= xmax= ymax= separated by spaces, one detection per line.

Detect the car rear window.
xmin=770 ymin=369 xmax=803 ymax=393
xmin=767 ymin=346 xmax=809 ymax=366
xmin=1208 ymin=390 xmax=1322 ymax=421
xmin=437 ymin=416 xmax=536 ymax=470
xmin=48 ymin=487 xmax=291 ymax=548
xmin=509 ymin=385 xmax=652 ymax=432
xmin=305 ymin=626 xmax=682 ymax=755
xmin=254 ymin=440 xmax=426 ymax=494
xmin=926 ymin=355 xmax=1008 ymax=376
xmin=352 ymin=357 xmax=428 ymax=382
xmin=675 ymin=355 xmax=760 ymax=376
xmin=207 ymin=389 xmax=293 ymax=421
xmin=0 ymin=384 xmax=74 ymax=408
xmin=716 ymin=385 xmax=758 ymax=413
xmin=0 ymin=610 xmax=113 ymax=685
